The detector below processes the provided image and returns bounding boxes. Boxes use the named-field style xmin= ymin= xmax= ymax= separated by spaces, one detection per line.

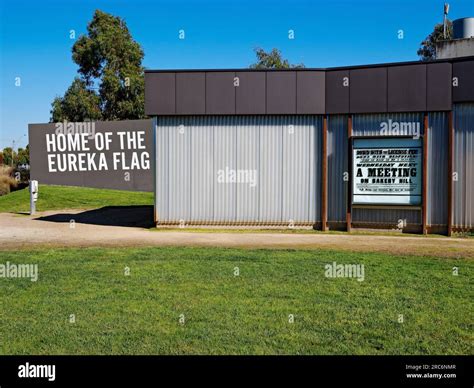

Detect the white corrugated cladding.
xmin=427 ymin=112 xmax=449 ymax=227
xmin=453 ymin=103 xmax=474 ymax=229
xmin=327 ymin=115 xmax=348 ymax=224
xmin=155 ymin=116 xmax=322 ymax=225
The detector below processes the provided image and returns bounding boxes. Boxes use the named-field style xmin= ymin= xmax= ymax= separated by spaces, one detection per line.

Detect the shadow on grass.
xmin=36 ymin=205 xmax=154 ymax=228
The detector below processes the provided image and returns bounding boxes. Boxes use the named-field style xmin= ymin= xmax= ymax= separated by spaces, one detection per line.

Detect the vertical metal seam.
xmin=153 ymin=117 xmax=158 ymax=224
xmin=463 ymin=110 xmax=468 ymax=228
xmin=174 ymin=73 xmax=177 ymax=114
xmin=257 ymin=118 xmax=260 ymax=222
xmin=310 ymin=117 xmax=314 ymax=222
xmin=264 ymin=72 xmax=267 ymax=115
xmin=422 ymin=113 xmax=429 ymax=234
xmin=321 ymin=115 xmax=328 ymax=230
xmin=167 ymin=118 xmax=171 ymax=220
xmin=448 ymin=110 xmax=453 ymax=235
xmin=212 ymin=119 xmax=215 ymax=222
xmin=235 ymin=117 xmax=238 ymax=221
xmin=295 ymin=73 xmax=298 ymax=114
xmin=189 ymin=117 xmax=192 ymax=221
xmin=425 ymin=64 xmax=428 ymax=112
xmin=348 ymin=70 xmax=351 ymax=114
xmin=204 ymin=73 xmax=207 ymax=114
xmin=280 ymin=117 xmax=284 ymax=222
xmin=347 ymin=115 xmax=352 ymax=232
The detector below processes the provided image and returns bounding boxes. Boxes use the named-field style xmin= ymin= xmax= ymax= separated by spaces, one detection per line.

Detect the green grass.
xmin=0 ymin=247 xmax=472 ymax=355
xmin=0 ymin=185 xmax=153 ymax=213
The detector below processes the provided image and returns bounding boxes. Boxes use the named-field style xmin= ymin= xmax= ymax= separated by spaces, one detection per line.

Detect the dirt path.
xmin=0 ymin=210 xmax=473 ymax=258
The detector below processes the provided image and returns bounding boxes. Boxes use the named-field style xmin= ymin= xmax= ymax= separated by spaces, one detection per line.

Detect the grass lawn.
xmin=0 ymin=185 xmax=153 ymax=213
xmin=0 ymin=247 xmax=472 ymax=355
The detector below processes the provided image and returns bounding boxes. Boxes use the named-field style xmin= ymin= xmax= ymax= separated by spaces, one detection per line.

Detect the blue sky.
xmin=1 ymin=0 xmax=473 ymax=149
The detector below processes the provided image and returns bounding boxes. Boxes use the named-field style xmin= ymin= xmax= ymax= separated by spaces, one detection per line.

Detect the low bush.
xmin=0 ymin=166 xmax=18 ymax=196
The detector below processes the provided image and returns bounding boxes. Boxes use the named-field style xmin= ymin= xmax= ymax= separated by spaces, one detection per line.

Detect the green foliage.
xmin=50 ymin=78 xmax=102 ymax=122
xmin=0 ymin=247 xmax=471 ymax=354
xmin=417 ymin=20 xmax=453 ymax=61
xmin=15 ymin=146 xmax=29 ymax=166
xmin=50 ymin=10 xmax=145 ymax=122
xmin=250 ymin=47 xmax=305 ymax=69
xmin=1 ymin=145 xmax=29 ymax=167
xmin=1 ymin=147 xmax=14 ymax=166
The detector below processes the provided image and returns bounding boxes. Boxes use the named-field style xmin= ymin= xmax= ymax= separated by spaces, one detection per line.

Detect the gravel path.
xmin=0 ymin=209 xmax=472 ymax=258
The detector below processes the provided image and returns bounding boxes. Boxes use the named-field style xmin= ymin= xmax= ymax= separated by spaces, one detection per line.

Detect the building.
xmin=436 ymin=17 xmax=474 ymax=59
xmin=144 ymin=56 xmax=474 ymax=234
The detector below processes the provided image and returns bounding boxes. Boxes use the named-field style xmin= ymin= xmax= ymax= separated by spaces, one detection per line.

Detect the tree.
xmin=250 ymin=47 xmax=305 ymax=69
xmin=16 ymin=145 xmax=30 ymax=166
xmin=50 ymin=10 xmax=145 ymax=122
xmin=51 ymin=78 xmax=102 ymax=122
xmin=2 ymin=147 xmax=14 ymax=166
xmin=417 ymin=20 xmax=453 ymax=61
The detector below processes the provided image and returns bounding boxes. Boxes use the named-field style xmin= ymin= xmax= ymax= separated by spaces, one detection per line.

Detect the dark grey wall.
xmin=387 ymin=64 xmax=427 ymax=112
xmin=325 ymin=70 xmax=349 ymax=114
xmin=29 ymin=120 xmax=154 ymax=192
xmin=145 ymin=72 xmax=175 ymax=115
xmin=145 ymin=58 xmax=474 ymax=115
xmin=453 ymin=60 xmax=474 ymax=102
xmin=427 ymin=62 xmax=452 ymax=111
xmin=145 ymin=70 xmax=326 ymax=116
xmin=176 ymin=73 xmax=206 ymax=114
xmin=349 ymin=67 xmax=387 ymax=113
xmin=266 ymin=71 xmax=297 ymax=114
xmin=235 ymin=72 xmax=266 ymax=114
xmin=206 ymin=72 xmax=235 ymax=114
xmin=297 ymin=71 xmax=325 ymax=114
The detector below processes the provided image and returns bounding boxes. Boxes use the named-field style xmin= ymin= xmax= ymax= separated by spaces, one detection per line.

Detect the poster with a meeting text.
xmin=352 ymin=138 xmax=422 ymax=205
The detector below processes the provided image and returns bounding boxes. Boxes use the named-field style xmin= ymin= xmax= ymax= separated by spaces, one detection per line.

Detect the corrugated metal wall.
xmin=154 ymin=110 xmax=472 ymax=230
xmin=351 ymin=113 xmax=424 ymax=227
xmin=155 ymin=116 xmax=322 ymax=225
xmin=427 ymin=112 xmax=448 ymax=228
xmin=327 ymin=115 xmax=348 ymax=223
xmin=453 ymin=103 xmax=474 ymax=229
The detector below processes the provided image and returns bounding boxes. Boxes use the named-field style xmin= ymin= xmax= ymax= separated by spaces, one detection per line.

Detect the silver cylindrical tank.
xmin=453 ymin=17 xmax=474 ymax=39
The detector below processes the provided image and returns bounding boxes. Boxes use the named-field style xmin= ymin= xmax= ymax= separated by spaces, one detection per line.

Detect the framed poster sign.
xmin=352 ymin=137 xmax=422 ymax=205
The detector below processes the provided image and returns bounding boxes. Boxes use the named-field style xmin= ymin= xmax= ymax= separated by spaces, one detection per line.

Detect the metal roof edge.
xmin=144 ymin=55 xmax=474 ymax=74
